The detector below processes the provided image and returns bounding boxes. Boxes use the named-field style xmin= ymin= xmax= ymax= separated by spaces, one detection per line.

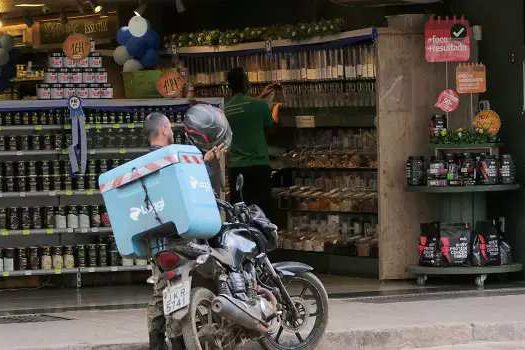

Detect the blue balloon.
xmin=126 ymin=36 xmax=147 ymax=58
xmin=140 ymin=48 xmax=158 ymax=68
xmin=144 ymin=30 xmax=160 ymax=50
xmin=117 ymin=26 xmax=132 ymax=45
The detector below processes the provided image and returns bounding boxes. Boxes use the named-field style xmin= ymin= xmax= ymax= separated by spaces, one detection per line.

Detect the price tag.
xmin=67 ymin=228 xmax=74 ymax=233
xmin=46 ymin=228 xmax=54 ymax=235
xmin=80 ymin=228 xmax=88 ymax=233
xmin=2 ymin=272 xmax=10 ymax=277
xmin=61 ymin=149 xmax=69 ymax=155
xmin=48 ymin=191 xmax=57 ymax=196
xmin=34 ymin=125 xmax=43 ymax=131
xmin=64 ymin=125 xmax=72 ymax=130
xmin=16 ymin=151 xmax=23 ymax=156
xmin=19 ymin=192 xmax=26 ymax=197
xmin=1 ymin=230 xmax=9 ymax=236
xmin=112 ymin=123 xmax=121 ymax=129
xmin=65 ymin=190 xmax=74 ymax=196
xmin=54 ymin=268 xmax=62 ymax=274
xmin=127 ymin=123 xmax=136 ymax=129
xmin=24 ymin=271 xmax=32 ymax=276
xmin=85 ymin=189 xmax=95 ymax=195
xmin=95 ymin=124 xmax=102 ymax=130
xmin=295 ymin=116 xmax=316 ymax=128
xmin=22 ymin=229 xmax=31 ymax=236
xmin=91 ymin=227 xmax=99 ymax=233
xmin=119 ymin=149 xmax=127 ymax=154
xmin=89 ymin=149 xmax=96 ymax=155
xmin=88 ymin=267 xmax=96 ymax=273
xmin=110 ymin=267 xmax=119 ymax=272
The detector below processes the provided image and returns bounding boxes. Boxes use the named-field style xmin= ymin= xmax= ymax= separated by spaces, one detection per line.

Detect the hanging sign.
xmin=156 ymin=70 xmax=186 ymax=97
xmin=425 ymin=16 xmax=471 ymax=62
xmin=456 ymin=63 xmax=487 ymax=94
xmin=435 ymin=89 xmax=460 ymax=113
xmin=63 ymin=33 xmax=91 ymax=60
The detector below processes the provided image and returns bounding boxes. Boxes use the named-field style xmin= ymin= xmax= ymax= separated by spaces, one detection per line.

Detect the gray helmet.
xmin=183 ymin=104 xmax=232 ymax=151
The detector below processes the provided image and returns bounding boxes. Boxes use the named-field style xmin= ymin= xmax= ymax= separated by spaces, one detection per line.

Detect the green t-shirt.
xmin=225 ymin=94 xmax=273 ymax=168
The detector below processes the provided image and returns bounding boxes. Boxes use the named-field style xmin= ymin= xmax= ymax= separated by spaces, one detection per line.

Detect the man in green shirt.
xmin=225 ymin=67 xmax=275 ymax=216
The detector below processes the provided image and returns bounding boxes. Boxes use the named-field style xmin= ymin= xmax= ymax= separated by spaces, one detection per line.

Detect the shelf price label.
xmin=110 ymin=267 xmax=119 ymax=272
xmin=85 ymin=189 xmax=95 ymax=195
xmin=24 ymin=271 xmax=32 ymax=276
xmin=22 ymin=229 xmax=31 ymax=236
xmin=127 ymin=123 xmax=136 ymax=129
xmin=64 ymin=125 xmax=72 ymax=130
xmin=19 ymin=192 xmax=26 ymax=197
xmin=295 ymin=116 xmax=316 ymax=128
xmin=0 ymin=230 xmax=9 ymax=236
xmin=2 ymin=272 xmax=9 ymax=277
xmin=34 ymin=125 xmax=43 ymax=131
xmin=95 ymin=124 xmax=102 ymax=130
xmin=54 ymin=268 xmax=62 ymax=274
xmin=88 ymin=267 xmax=96 ymax=273
xmin=119 ymin=149 xmax=127 ymax=155
xmin=46 ymin=228 xmax=54 ymax=235
xmin=112 ymin=123 xmax=121 ymax=129
xmin=65 ymin=190 xmax=74 ymax=196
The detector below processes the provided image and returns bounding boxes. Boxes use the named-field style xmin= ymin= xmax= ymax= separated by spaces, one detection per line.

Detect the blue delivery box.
xmin=98 ymin=144 xmax=221 ymax=258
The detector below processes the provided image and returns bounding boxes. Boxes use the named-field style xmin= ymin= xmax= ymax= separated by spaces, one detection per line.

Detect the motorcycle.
xmin=150 ymin=175 xmax=329 ymax=350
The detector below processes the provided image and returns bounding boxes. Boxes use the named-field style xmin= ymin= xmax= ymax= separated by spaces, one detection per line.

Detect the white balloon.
xmin=123 ymin=58 xmax=143 ymax=72
xmin=128 ymin=15 xmax=149 ymax=37
xmin=0 ymin=48 xmax=9 ymax=66
xmin=0 ymin=35 xmax=14 ymax=52
xmin=113 ymin=45 xmax=131 ymax=66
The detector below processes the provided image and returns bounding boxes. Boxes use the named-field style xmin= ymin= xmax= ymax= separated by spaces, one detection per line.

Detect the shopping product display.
xmin=406 ymin=153 xmax=516 ymax=187
xmin=38 ymin=51 xmax=113 ymax=100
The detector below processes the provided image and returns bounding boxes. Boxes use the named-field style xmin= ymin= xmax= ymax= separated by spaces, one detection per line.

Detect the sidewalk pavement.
xmin=4 ymin=294 xmax=525 ymax=349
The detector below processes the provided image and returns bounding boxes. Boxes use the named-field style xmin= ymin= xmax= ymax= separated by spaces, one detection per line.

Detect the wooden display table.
xmin=407 ymin=264 xmax=523 ymax=287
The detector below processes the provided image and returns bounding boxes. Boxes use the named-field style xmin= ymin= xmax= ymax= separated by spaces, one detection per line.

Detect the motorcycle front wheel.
xmin=259 ymin=272 xmax=329 ymax=350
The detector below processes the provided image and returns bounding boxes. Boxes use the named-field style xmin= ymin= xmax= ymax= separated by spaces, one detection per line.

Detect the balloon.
xmin=140 ymin=48 xmax=158 ymax=68
xmin=126 ymin=36 xmax=147 ymax=58
xmin=123 ymin=59 xmax=143 ymax=72
xmin=0 ymin=35 xmax=14 ymax=52
xmin=144 ymin=30 xmax=160 ymax=49
xmin=113 ymin=45 xmax=131 ymax=65
xmin=117 ymin=26 xmax=132 ymax=45
xmin=128 ymin=15 xmax=149 ymax=37
xmin=0 ymin=49 xmax=10 ymax=66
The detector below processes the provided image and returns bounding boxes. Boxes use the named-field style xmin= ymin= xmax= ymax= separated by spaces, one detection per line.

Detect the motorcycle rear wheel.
xmin=259 ymin=272 xmax=328 ymax=350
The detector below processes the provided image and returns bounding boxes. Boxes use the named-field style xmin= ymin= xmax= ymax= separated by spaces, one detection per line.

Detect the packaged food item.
xmin=88 ymin=84 xmax=101 ymax=99
xmin=52 ymin=246 xmax=63 ymax=269
xmin=76 ymin=245 xmax=86 ymax=267
xmin=499 ymin=154 xmax=516 ymax=184
xmin=472 ymin=221 xmax=500 ymax=266
xmin=429 ymin=114 xmax=447 ymax=138
xmin=50 ymin=84 xmax=64 ymax=99
xmin=64 ymin=84 xmax=76 ymax=98
xmin=37 ymin=84 xmax=51 ymax=99
xmin=67 ymin=206 xmax=79 ymax=229
xmin=95 ymin=68 xmax=107 ymax=83
xmin=3 ymin=248 xmax=14 ymax=272
xmin=64 ymin=246 xmax=75 ymax=268
xmin=29 ymin=247 xmax=39 ymax=270
xmin=418 ymin=222 xmax=442 ymax=266
xmin=82 ymin=68 xmax=95 ymax=83
xmin=48 ymin=53 xmax=64 ymax=68
xmin=89 ymin=52 xmax=103 ymax=68
xmin=17 ymin=247 xmax=28 ymax=270
xmin=440 ymin=223 xmax=470 ymax=266
xmin=41 ymin=246 xmax=52 ymax=270
xmin=44 ymin=68 xmax=58 ymax=84
xmin=63 ymin=56 xmax=77 ymax=68
xmin=58 ymin=68 xmax=70 ymax=84
xmin=76 ymin=84 xmax=89 ymax=99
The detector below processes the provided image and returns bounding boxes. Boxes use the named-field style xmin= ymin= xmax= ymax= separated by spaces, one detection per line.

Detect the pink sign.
xmin=435 ymin=89 xmax=460 ymax=113
xmin=425 ymin=17 xmax=471 ymax=62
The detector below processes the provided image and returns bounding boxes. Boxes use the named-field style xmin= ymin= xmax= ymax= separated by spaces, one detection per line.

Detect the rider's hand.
xmin=258 ymin=84 xmax=275 ymax=98
xmin=204 ymin=143 xmax=226 ymax=162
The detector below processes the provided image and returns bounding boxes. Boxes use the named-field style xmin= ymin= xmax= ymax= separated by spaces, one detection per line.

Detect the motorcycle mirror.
xmin=236 ymin=174 xmax=244 ymax=202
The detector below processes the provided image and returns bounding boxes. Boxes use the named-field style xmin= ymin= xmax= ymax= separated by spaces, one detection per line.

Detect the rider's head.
xmin=144 ymin=112 xmax=174 ymax=147
xmin=227 ymin=67 xmax=249 ymax=95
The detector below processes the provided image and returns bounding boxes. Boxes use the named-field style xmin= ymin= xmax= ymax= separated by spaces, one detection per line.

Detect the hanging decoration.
xmin=113 ymin=14 xmax=160 ymax=72
xmin=165 ymin=18 xmax=345 ymax=49
xmin=434 ymin=89 xmax=460 ymax=113
xmin=456 ymin=63 xmax=486 ymax=94
xmin=425 ymin=16 xmax=471 ymax=63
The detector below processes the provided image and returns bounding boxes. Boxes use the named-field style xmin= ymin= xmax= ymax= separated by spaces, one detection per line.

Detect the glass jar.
xmin=55 ymin=206 xmax=67 ymax=229
xmin=76 ymin=245 xmax=86 ymax=267
xmin=21 ymin=207 xmax=31 ymax=229
xmin=32 ymin=207 xmax=42 ymax=229
xmin=3 ymin=248 xmax=14 ymax=272
xmin=17 ymin=247 xmax=27 ymax=270
xmin=98 ymin=244 xmax=108 ymax=267
xmin=79 ymin=206 xmax=90 ymax=228
xmin=29 ymin=247 xmax=39 ymax=270
xmin=67 ymin=206 xmax=79 ymax=229
xmin=45 ymin=206 xmax=55 ymax=228
xmin=63 ymin=246 xmax=75 ymax=268
xmin=52 ymin=246 xmax=63 ymax=269
xmin=87 ymin=244 xmax=97 ymax=267
xmin=90 ymin=205 xmax=101 ymax=227
xmin=58 ymin=68 xmax=70 ymax=84
xmin=50 ymin=84 xmax=64 ymax=99
xmin=48 ymin=53 xmax=64 ymax=68
xmin=82 ymin=68 xmax=95 ymax=83
xmin=41 ymin=246 xmax=52 ymax=270
xmin=37 ymin=84 xmax=51 ymax=100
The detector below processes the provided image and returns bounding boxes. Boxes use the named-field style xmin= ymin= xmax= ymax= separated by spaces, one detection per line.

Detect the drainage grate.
xmin=0 ymin=314 xmax=71 ymax=324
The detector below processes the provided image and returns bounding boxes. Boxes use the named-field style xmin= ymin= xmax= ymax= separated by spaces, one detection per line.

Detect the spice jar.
xmin=87 ymin=244 xmax=98 ymax=267
xmin=52 ymin=246 xmax=63 ymax=269
xmin=79 ymin=206 xmax=90 ymax=228
xmin=17 ymin=247 xmax=27 ymax=270
xmin=37 ymin=84 xmax=51 ymax=99
xmin=67 ymin=206 xmax=79 ymax=229
xmin=88 ymin=84 xmax=101 ymax=99
xmin=63 ymin=246 xmax=75 ymax=268
xmin=44 ymin=68 xmax=58 ymax=84
xmin=32 ymin=207 xmax=42 ymax=229
xmin=50 ymin=84 xmax=64 ymax=99
xmin=58 ymin=68 xmax=70 ymax=84
xmin=95 ymin=68 xmax=107 ymax=83
xmin=29 ymin=247 xmax=39 ymax=270
xmin=479 ymin=154 xmax=498 ymax=185
xmin=45 ymin=206 xmax=55 ymax=228
xmin=90 ymin=205 xmax=101 ymax=227
xmin=64 ymin=84 xmax=76 ymax=98
xmin=55 ymin=206 xmax=67 ymax=229
xmin=89 ymin=52 xmax=103 ymax=68
xmin=76 ymin=84 xmax=89 ymax=99
xmin=98 ymin=244 xmax=108 ymax=267
xmin=21 ymin=207 xmax=31 ymax=229
xmin=82 ymin=68 xmax=95 ymax=83
xmin=3 ymin=248 xmax=14 ymax=272
xmin=76 ymin=245 xmax=86 ymax=267
xmin=500 ymin=154 xmax=516 ymax=184
xmin=8 ymin=207 xmax=19 ymax=230
xmin=41 ymin=246 xmax=52 ymax=270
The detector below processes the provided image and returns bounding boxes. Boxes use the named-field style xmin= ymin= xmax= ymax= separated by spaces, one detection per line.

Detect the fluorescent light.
xmin=93 ymin=5 xmax=103 ymax=13
xmin=0 ymin=20 xmax=4 ymax=27
xmin=15 ymin=3 xmax=45 ymax=7
xmin=133 ymin=11 xmax=141 ymax=17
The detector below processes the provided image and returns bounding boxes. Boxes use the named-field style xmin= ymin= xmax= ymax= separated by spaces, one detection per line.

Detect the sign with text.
xmin=63 ymin=33 xmax=90 ymax=60
xmin=456 ymin=63 xmax=487 ymax=94
xmin=425 ymin=17 xmax=471 ymax=62
xmin=33 ymin=13 xmax=118 ymax=47
xmin=435 ymin=89 xmax=460 ymax=113
xmin=156 ymin=70 xmax=186 ymax=97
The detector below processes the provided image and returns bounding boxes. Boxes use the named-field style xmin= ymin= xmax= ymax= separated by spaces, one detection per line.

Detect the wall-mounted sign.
xmin=156 ymin=70 xmax=186 ymax=97
xmin=33 ymin=13 xmax=118 ymax=47
xmin=425 ymin=16 xmax=471 ymax=62
xmin=63 ymin=33 xmax=90 ymax=60
xmin=435 ymin=89 xmax=460 ymax=113
xmin=456 ymin=63 xmax=486 ymax=94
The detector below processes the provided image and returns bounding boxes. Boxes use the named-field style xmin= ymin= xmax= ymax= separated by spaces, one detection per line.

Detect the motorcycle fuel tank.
xmin=99 ymin=144 xmax=222 ymax=257
xmin=220 ymin=227 xmax=259 ymax=269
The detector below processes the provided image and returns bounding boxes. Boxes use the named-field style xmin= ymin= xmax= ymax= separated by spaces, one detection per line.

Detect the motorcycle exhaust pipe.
xmin=211 ymin=295 xmax=269 ymax=334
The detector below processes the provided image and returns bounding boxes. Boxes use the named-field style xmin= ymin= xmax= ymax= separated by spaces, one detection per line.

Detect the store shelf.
xmin=0 ymin=265 xmax=151 ymax=277
xmin=278 ymin=107 xmax=376 ymax=128
xmin=0 ymin=122 xmax=183 ymax=134
xmin=0 ymin=190 xmax=101 ymax=199
xmin=0 ymin=227 xmax=112 ymax=237
xmin=0 ymin=148 xmax=149 ymax=158
xmin=407 ymin=264 xmax=523 ymax=276
xmin=193 ymin=77 xmax=376 ymax=88
xmin=430 ymin=143 xmax=502 ymax=150
xmin=406 ymin=184 xmax=520 ymax=193
xmin=273 ymin=166 xmax=377 ymax=172
xmin=281 ymin=208 xmax=377 ymax=215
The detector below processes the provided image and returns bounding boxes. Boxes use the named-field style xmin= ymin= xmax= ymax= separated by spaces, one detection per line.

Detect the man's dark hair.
xmin=144 ymin=112 xmax=168 ymax=140
xmin=227 ymin=67 xmax=249 ymax=94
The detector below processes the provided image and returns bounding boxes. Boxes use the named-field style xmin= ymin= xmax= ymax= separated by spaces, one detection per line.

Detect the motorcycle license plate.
xmin=163 ymin=279 xmax=191 ymax=316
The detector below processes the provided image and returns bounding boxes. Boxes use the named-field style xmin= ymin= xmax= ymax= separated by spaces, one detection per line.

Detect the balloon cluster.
xmin=113 ymin=15 xmax=160 ymax=72
xmin=0 ymin=34 xmax=17 ymax=91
